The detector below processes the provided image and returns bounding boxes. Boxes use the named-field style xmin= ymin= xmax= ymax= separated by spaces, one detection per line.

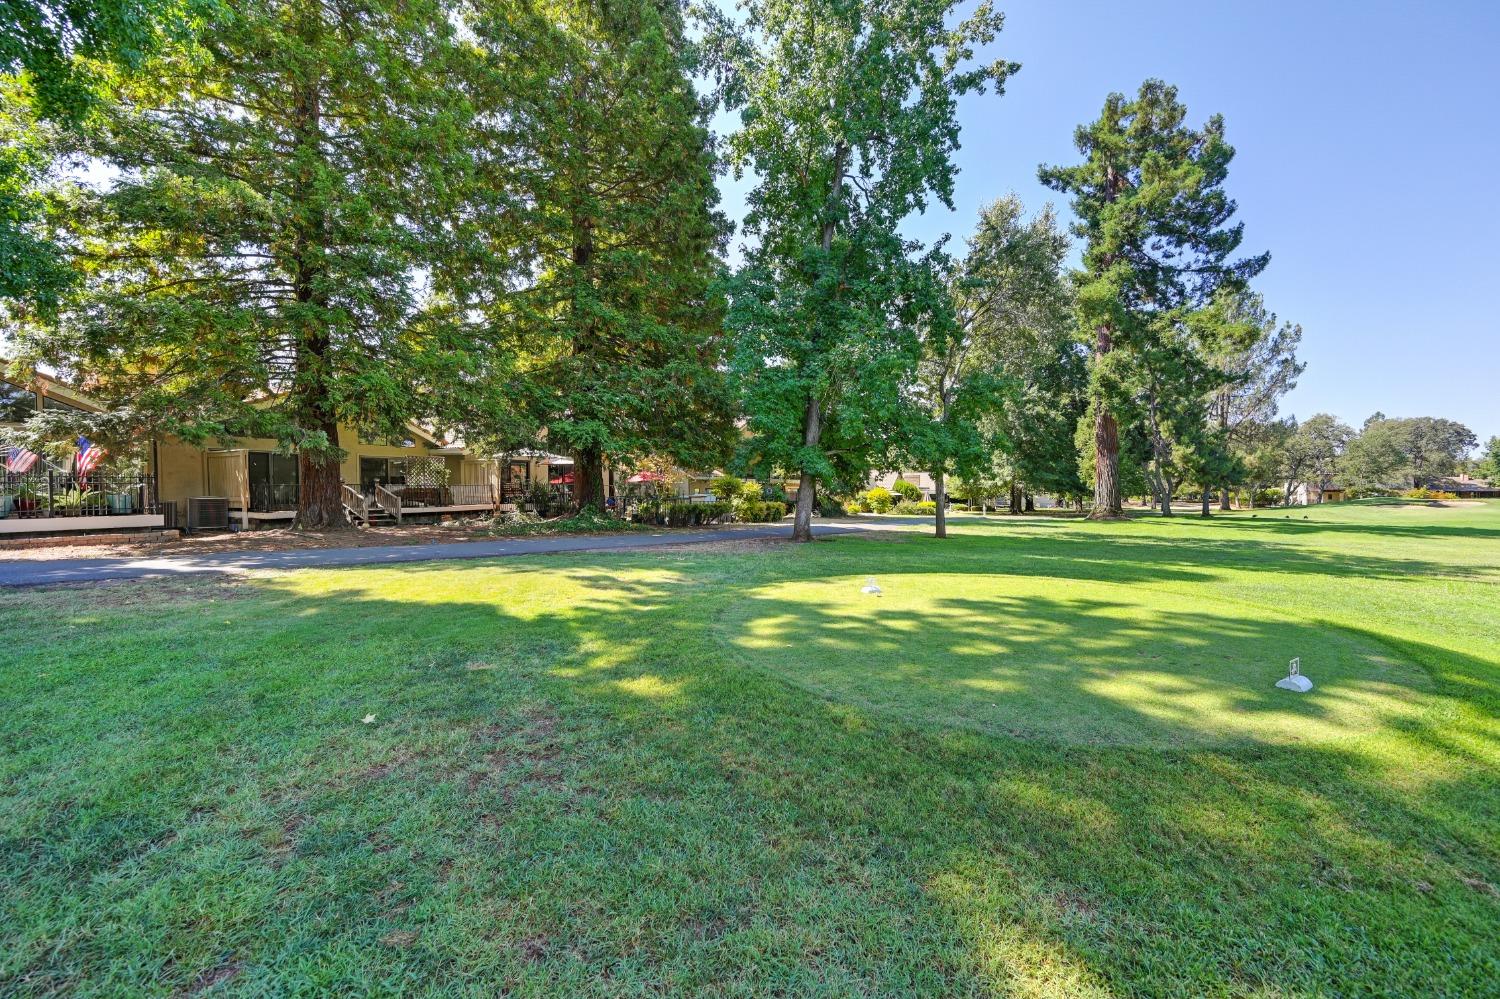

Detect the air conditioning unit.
xmin=188 ymin=496 xmax=230 ymax=533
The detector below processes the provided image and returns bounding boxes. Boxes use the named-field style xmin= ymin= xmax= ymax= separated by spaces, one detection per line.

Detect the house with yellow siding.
xmin=1 ymin=364 xmax=566 ymax=534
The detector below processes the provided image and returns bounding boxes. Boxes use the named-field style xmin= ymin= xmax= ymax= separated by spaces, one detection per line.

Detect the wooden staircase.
xmin=341 ymin=482 xmax=402 ymax=526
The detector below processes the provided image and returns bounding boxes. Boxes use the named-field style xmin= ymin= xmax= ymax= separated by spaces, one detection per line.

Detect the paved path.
xmin=0 ymin=520 xmax=905 ymax=587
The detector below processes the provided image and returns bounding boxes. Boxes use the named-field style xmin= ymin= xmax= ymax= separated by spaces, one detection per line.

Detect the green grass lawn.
xmin=2 ymin=500 xmax=1497 ymax=996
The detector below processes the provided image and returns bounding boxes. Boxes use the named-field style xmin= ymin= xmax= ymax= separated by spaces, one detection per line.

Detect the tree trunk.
xmin=288 ymin=53 xmax=347 ymax=531
xmin=1093 ymin=400 xmax=1122 ymax=517
xmin=791 ymin=393 xmax=821 ymax=542
xmin=575 ymin=447 xmax=605 ymax=511
xmin=1220 ymin=487 xmax=1232 ymax=511
xmin=1008 ymin=481 xmax=1022 ymax=514
xmin=297 ymin=432 xmax=346 ymax=529
xmin=1201 ymin=488 xmax=1212 ymax=517
xmin=791 ymin=144 xmax=846 ymax=544
xmin=933 ymin=469 xmax=947 ymax=539
xmin=1024 ymin=493 xmax=1035 ymax=512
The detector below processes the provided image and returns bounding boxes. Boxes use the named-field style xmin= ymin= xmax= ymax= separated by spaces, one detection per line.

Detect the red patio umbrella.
xmin=549 ymin=472 xmax=575 ymax=485
xmin=626 ymin=471 xmax=666 ymax=484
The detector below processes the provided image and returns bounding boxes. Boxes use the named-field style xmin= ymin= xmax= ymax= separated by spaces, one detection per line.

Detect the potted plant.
xmin=51 ymin=486 xmax=102 ymax=515
xmin=12 ymin=479 xmax=40 ymax=514
xmin=103 ymin=453 xmax=147 ymax=514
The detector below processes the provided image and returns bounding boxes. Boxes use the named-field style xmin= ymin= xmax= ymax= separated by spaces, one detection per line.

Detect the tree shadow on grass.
xmin=823 ymin=526 xmax=1497 ymax=589
xmin=0 ymin=553 xmax=1495 ymax=996
xmin=715 ymin=585 xmax=1444 ymax=749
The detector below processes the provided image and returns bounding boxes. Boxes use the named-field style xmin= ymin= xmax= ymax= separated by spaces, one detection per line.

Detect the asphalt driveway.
xmin=0 ymin=520 xmax=900 ymax=587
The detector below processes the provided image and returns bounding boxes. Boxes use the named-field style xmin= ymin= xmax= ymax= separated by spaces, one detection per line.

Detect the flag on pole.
xmin=3 ymin=445 xmax=40 ymax=474
xmin=74 ymin=436 xmax=106 ymax=477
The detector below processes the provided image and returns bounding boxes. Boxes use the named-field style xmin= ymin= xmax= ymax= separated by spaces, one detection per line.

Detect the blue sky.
xmin=716 ymin=0 xmax=1500 ymax=447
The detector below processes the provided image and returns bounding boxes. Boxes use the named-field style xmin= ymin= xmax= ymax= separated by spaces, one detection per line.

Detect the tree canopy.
xmin=1040 ymin=80 xmax=1267 ymax=517
xmin=718 ymin=0 xmax=1017 ymax=540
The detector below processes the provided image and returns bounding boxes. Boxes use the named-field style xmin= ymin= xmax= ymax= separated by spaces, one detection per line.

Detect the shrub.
xmin=1401 ymin=487 xmax=1458 ymax=501
xmin=950 ymin=503 xmax=970 ymax=512
xmin=863 ymin=487 xmax=894 ymax=513
xmin=711 ymin=475 xmax=744 ymax=502
xmin=658 ymin=500 xmax=731 ymax=527
xmin=815 ymin=494 xmax=845 ymax=517
xmin=1249 ymin=488 xmax=1281 ymax=508
xmin=842 ymin=500 xmax=865 ymax=516
xmin=914 ymin=500 xmax=937 ymax=514
xmin=890 ymin=478 xmax=922 ymax=502
xmin=525 ymin=480 xmax=554 ymax=516
xmin=737 ymin=500 xmax=786 ymax=522
xmin=891 ymin=499 xmax=937 ymax=515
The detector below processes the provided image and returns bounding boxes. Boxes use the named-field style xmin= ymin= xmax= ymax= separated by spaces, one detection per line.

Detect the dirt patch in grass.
xmin=379 ymin=929 xmax=420 ymax=949
xmin=0 ymin=574 xmax=251 ymax=609
xmin=516 ymin=935 xmax=549 ymax=962
xmin=180 ymin=960 xmax=243 ymax=996
xmin=466 ymin=708 xmax=563 ymax=794
xmin=0 ymin=518 xmax=508 ymax=561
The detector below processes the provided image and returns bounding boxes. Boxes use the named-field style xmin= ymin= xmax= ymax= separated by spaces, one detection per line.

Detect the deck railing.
xmin=387 ymin=483 xmax=497 ymax=508
xmin=374 ymin=483 xmax=403 ymax=523
xmin=340 ymin=482 xmax=369 ymax=521
xmin=0 ymin=471 xmax=159 ymax=519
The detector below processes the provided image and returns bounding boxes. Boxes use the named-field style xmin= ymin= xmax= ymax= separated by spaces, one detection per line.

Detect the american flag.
xmin=3 ymin=445 xmax=40 ymax=474
xmin=74 ymin=436 xmax=106 ymax=477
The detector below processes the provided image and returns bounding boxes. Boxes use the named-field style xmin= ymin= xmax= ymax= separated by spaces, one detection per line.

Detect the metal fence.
xmin=0 ymin=471 xmax=160 ymax=519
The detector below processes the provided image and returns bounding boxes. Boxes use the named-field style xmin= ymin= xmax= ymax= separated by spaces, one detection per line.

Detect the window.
xmin=359 ymin=457 xmax=408 ymax=492
xmin=0 ymin=380 xmax=36 ymax=423
xmin=41 ymin=394 xmax=86 ymax=414
xmin=247 ymin=451 xmax=299 ymax=511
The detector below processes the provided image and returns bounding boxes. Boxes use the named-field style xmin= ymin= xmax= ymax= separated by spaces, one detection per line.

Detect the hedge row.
xmin=633 ymin=499 xmax=787 ymax=527
xmin=738 ymin=500 xmax=789 ymax=522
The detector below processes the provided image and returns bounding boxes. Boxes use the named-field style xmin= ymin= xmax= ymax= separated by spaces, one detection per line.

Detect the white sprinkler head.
xmin=1274 ymin=657 xmax=1313 ymax=692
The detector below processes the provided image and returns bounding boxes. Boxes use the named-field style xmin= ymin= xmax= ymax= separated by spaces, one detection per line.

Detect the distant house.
xmin=1289 ymin=480 xmax=1345 ymax=505
xmin=867 ymin=470 xmax=937 ymax=501
xmin=1421 ymin=474 xmax=1500 ymax=499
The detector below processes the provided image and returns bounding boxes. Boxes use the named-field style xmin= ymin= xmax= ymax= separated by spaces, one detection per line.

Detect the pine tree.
xmin=1206 ymin=291 xmax=1303 ymax=508
xmin=716 ymin=0 xmax=1016 ymax=541
xmin=1476 ymin=437 xmax=1500 ymax=482
xmin=1040 ymin=80 xmax=1267 ymax=517
xmin=14 ymin=0 xmax=478 ymax=526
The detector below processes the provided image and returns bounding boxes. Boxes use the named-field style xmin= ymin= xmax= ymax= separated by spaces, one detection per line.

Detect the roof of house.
xmin=3 ymin=357 xmax=459 ymax=452
xmin=1426 ymin=474 xmax=1497 ymax=493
